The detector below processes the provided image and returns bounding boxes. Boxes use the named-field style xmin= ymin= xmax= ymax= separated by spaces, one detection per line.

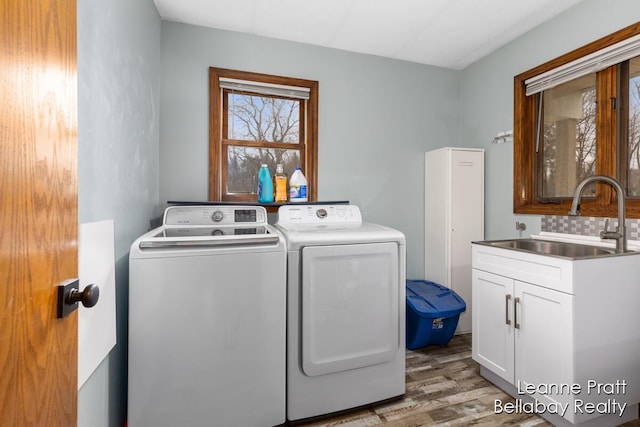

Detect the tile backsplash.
xmin=541 ymin=216 xmax=640 ymax=241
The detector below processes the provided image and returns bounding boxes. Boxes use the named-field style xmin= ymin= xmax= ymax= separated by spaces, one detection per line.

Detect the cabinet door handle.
xmin=505 ymin=294 xmax=512 ymax=325
xmin=514 ymin=297 xmax=521 ymax=329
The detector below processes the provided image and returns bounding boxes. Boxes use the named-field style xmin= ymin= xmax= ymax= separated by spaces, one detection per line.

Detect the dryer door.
xmin=301 ymin=242 xmax=400 ymax=377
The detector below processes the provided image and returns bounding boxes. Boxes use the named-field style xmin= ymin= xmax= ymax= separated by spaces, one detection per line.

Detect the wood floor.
xmin=298 ymin=334 xmax=640 ymax=427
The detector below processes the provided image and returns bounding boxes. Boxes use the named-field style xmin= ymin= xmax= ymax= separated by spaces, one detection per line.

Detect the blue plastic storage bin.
xmin=406 ymin=280 xmax=466 ymax=350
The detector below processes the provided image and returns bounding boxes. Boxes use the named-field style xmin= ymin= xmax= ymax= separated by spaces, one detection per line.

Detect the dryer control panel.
xmin=277 ymin=205 xmax=362 ymax=227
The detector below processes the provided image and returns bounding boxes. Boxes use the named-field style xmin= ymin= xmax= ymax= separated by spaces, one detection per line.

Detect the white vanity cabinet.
xmin=473 ymin=269 xmax=573 ymax=408
xmin=471 ymin=242 xmax=640 ymax=427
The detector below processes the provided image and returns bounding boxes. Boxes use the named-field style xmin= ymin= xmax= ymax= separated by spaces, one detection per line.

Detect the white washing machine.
xmin=128 ymin=205 xmax=286 ymax=427
xmin=276 ymin=204 xmax=406 ymax=422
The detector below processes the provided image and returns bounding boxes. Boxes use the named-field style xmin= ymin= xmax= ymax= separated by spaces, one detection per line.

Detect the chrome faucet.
xmin=568 ymin=175 xmax=627 ymax=253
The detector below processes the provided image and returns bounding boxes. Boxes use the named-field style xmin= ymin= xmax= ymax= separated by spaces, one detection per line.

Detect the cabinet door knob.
xmin=514 ymin=297 xmax=521 ymax=329
xmin=505 ymin=294 xmax=512 ymax=325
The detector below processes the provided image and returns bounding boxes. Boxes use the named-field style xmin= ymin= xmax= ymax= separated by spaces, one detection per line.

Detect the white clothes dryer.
xmin=276 ymin=204 xmax=406 ymax=422
xmin=128 ymin=205 xmax=286 ymax=427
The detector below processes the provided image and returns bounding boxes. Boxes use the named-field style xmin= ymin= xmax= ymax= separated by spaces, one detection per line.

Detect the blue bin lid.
xmin=406 ymin=279 xmax=466 ymax=318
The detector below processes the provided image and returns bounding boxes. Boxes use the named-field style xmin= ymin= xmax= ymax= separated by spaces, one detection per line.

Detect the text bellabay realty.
xmin=494 ymin=380 xmax=629 ymax=417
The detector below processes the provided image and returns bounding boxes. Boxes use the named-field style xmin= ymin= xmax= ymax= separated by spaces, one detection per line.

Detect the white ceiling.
xmin=154 ymin=0 xmax=583 ymax=70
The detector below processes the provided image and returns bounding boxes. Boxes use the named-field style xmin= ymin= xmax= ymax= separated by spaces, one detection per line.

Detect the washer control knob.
xmin=316 ymin=209 xmax=327 ymax=219
xmin=211 ymin=210 xmax=224 ymax=222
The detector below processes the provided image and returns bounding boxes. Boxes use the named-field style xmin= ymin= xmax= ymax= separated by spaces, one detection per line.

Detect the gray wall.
xmin=460 ymin=0 xmax=640 ymax=240
xmin=77 ymin=0 xmax=161 ymax=425
xmin=159 ymin=22 xmax=461 ymax=279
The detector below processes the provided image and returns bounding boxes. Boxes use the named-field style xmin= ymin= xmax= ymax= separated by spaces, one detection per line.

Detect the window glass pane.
xmin=540 ymin=73 xmax=597 ymax=198
xmin=628 ymin=57 xmax=640 ymax=197
xmin=226 ymin=92 xmax=300 ymax=144
xmin=226 ymin=146 xmax=300 ymax=194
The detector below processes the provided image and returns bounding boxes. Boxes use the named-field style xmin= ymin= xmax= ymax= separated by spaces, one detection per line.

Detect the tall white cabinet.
xmin=424 ymin=147 xmax=484 ymax=333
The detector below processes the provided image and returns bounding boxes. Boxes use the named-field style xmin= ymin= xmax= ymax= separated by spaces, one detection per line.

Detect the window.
xmin=209 ymin=67 xmax=318 ymax=202
xmin=626 ymin=56 xmax=640 ymax=197
xmin=537 ymin=73 xmax=597 ymax=199
xmin=514 ymin=22 xmax=640 ymax=218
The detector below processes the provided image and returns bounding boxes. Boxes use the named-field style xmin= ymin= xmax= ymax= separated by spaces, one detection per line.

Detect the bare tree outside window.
xmin=628 ymin=63 xmax=640 ymax=196
xmin=540 ymin=75 xmax=596 ymax=198
xmin=229 ymin=93 xmax=299 ymax=143
xmin=226 ymin=93 xmax=302 ymax=194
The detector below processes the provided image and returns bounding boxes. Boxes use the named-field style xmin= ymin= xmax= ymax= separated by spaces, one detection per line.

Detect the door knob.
xmin=57 ymin=279 xmax=100 ymax=318
xmin=69 ymin=284 xmax=100 ymax=308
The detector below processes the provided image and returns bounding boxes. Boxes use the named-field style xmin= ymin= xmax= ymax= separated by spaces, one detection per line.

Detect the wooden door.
xmin=1 ymin=0 xmax=78 ymax=425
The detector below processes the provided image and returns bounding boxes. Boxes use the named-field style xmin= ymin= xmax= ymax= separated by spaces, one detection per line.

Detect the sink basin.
xmin=475 ymin=239 xmax=620 ymax=259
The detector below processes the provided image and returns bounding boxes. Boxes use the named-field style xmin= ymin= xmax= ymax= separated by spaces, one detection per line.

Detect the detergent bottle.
xmin=289 ymin=167 xmax=308 ymax=202
xmin=257 ymin=164 xmax=274 ymax=203
xmin=273 ymin=164 xmax=288 ymax=202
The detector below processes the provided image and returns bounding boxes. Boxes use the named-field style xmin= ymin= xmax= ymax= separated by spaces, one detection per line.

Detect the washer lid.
xmin=137 ymin=225 xmax=280 ymax=249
